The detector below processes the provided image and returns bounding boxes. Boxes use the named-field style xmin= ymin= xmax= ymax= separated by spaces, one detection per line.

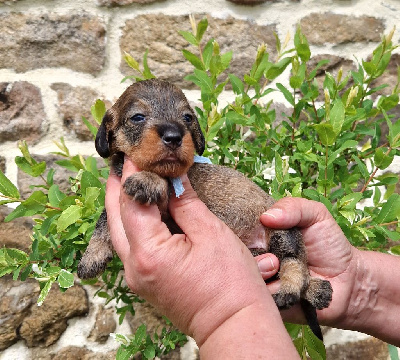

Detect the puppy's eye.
xmin=130 ymin=114 xmax=146 ymax=123
xmin=183 ymin=114 xmax=193 ymax=123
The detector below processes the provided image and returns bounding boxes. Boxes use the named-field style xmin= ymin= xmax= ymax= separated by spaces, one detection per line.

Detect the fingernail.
xmin=263 ymin=208 xmax=283 ymax=219
xmin=257 ymin=255 xmax=276 ymax=273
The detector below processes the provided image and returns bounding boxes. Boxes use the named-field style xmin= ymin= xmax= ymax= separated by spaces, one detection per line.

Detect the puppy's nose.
xmin=162 ymin=129 xmax=183 ymax=150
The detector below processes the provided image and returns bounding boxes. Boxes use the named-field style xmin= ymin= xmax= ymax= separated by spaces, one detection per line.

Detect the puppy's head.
xmin=96 ymin=79 xmax=205 ymax=178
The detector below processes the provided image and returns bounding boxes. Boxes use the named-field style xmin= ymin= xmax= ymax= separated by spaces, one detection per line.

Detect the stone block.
xmin=88 ymin=306 xmax=116 ymax=344
xmin=98 ymin=0 xmax=163 ymax=5
xmin=19 ymin=283 xmax=89 ymax=347
xmin=227 ymin=0 xmax=271 ymax=4
xmin=300 ymin=13 xmax=384 ymax=45
xmin=0 ymin=82 xmax=46 ymax=144
xmin=0 ymin=12 xmax=106 ymax=75
xmin=51 ymin=83 xmax=110 ymax=141
xmin=120 ymin=14 xmax=276 ymax=88
xmin=0 ymin=276 xmax=40 ymax=351
xmin=326 ymin=336 xmax=389 ymax=360
xmin=0 ymin=207 xmax=33 ymax=252
xmin=0 ymin=156 xmax=5 ymax=173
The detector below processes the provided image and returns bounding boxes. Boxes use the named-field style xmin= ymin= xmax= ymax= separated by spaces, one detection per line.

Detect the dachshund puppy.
xmin=77 ymin=79 xmax=332 ymax=340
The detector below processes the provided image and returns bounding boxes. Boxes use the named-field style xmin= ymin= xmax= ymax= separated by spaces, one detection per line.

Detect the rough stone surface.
xmin=19 ymin=283 xmax=89 ymax=347
xmin=88 ymin=306 xmax=116 ymax=344
xmin=300 ymin=13 xmax=385 ymax=45
xmin=0 ymin=156 xmax=5 ymax=173
xmin=120 ymin=14 xmax=276 ymax=88
xmin=227 ymin=0 xmax=270 ymax=4
xmin=52 ymin=346 xmax=91 ymax=360
xmin=97 ymin=0 xmax=162 ymax=5
xmin=0 ymin=13 xmax=106 ymax=75
xmin=0 ymin=82 xmax=46 ymax=144
xmin=0 ymin=206 xmax=33 ymax=252
xmin=51 ymin=83 xmax=110 ymax=141
xmin=326 ymin=337 xmax=389 ymax=360
xmin=0 ymin=276 xmax=40 ymax=351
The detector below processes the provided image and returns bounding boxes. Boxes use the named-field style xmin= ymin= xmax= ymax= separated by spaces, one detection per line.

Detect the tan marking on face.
xmin=121 ymin=127 xmax=195 ymax=178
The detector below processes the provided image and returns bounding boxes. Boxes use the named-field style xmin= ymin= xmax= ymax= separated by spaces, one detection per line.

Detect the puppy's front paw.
xmin=123 ymin=172 xmax=168 ymax=205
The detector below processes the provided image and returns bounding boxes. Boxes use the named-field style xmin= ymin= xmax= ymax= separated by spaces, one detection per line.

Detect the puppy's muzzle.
xmin=158 ymin=124 xmax=184 ymax=150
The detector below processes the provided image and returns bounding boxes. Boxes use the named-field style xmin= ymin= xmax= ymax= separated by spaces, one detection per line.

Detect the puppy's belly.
xmin=242 ymin=222 xmax=269 ymax=256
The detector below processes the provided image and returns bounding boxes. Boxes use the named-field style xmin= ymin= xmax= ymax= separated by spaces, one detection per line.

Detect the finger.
xmin=105 ymin=172 xmax=130 ymax=264
xmin=168 ymin=174 xmax=231 ymax=239
xmin=119 ymin=158 xmax=171 ymax=250
xmin=255 ymin=253 xmax=279 ymax=279
xmin=261 ymin=198 xmax=330 ymax=229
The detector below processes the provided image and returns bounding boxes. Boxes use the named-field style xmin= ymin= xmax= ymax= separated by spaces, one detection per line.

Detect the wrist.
xmin=198 ymin=294 xmax=299 ymax=359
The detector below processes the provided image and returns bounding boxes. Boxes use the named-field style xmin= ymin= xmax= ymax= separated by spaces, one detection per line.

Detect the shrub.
xmin=1 ymin=15 xmax=399 ymax=359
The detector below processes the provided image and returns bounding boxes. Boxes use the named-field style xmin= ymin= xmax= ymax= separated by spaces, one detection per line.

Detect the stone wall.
xmin=0 ymin=0 xmax=399 ymax=359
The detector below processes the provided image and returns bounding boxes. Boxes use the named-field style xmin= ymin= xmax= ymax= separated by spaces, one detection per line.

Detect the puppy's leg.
xmin=78 ymin=209 xmax=113 ymax=279
xmin=268 ymin=229 xmax=309 ymax=309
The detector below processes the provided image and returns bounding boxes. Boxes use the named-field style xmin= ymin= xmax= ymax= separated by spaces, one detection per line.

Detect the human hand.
xmin=259 ymin=197 xmax=360 ymax=327
xmin=105 ymin=159 xmax=287 ymax=349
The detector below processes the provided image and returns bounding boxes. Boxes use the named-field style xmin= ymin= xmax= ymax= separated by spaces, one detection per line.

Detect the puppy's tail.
xmin=300 ymin=299 xmax=323 ymax=341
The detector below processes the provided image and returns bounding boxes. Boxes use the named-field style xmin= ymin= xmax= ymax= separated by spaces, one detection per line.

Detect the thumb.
xmin=169 ymin=175 xmax=228 ymax=237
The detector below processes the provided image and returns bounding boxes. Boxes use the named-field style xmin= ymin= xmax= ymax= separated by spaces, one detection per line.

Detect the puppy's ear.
xmin=191 ymin=115 xmax=205 ymax=155
xmin=95 ymin=111 xmax=112 ymax=158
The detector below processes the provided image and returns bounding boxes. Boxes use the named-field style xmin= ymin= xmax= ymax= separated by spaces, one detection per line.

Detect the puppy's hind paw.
xmin=305 ymin=278 xmax=333 ymax=310
xmin=273 ymin=291 xmax=300 ymax=310
xmin=77 ymin=245 xmax=113 ymax=279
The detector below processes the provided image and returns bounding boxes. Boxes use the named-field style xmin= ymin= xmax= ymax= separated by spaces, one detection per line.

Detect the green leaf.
xmin=178 ymin=30 xmax=198 ymax=46
xmin=374 ymin=148 xmax=394 ymax=170
xmin=123 ymin=52 xmax=140 ymax=71
xmin=37 ymin=279 xmax=54 ymax=306
xmin=376 ymin=193 xmax=400 ymax=224
xmin=228 ymin=74 xmax=245 ymax=95
xmin=275 ymin=153 xmax=283 ymax=184
xmin=58 ymin=269 xmax=75 ymax=289
xmin=353 ymin=155 xmax=370 ymax=180
xmin=314 ymin=123 xmax=337 ymax=146
xmin=196 ymin=18 xmax=208 ymax=42
xmin=4 ymin=203 xmax=37 ymax=222
xmin=142 ymin=49 xmax=156 ymax=80
xmin=48 ymin=184 xmax=66 ymax=207
xmin=338 ymin=192 xmax=363 ymax=210
xmin=330 ymin=99 xmax=345 ymax=134
xmin=57 ymin=205 xmax=82 ymax=232
xmin=81 ymin=171 xmax=102 ymax=193
xmin=182 ymin=49 xmax=204 ymax=70
xmin=143 ymin=345 xmax=156 ymax=359
xmin=276 ymin=83 xmax=295 ymax=105
xmin=390 ymin=245 xmax=400 ymax=256
xmin=15 ymin=157 xmax=46 ymax=177
xmin=294 ymin=26 xmax=311 ymax=62
xmin=388 ymin=344 xmax=400 ymax=360
xmin=266 ymin=57 xmax=292 ymax=80
xmin=82 ymin=116 xmax=98 ymax=137
xmin=304 ymin=325 xmax=326 ymax=360
xmin=91 ymin=100 xmax=107 ymax=125
xmin=0 ymin=170 xmax=20 ymax=198
xmin=193 ymin=69 xmax=213 ymax=94
xmin=22 ymin=190 xmax=47 ymax=212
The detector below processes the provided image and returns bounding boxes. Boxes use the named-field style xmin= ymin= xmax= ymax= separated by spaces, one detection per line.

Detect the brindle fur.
xmin=77 ymin=79 xmax=332 ymax=340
